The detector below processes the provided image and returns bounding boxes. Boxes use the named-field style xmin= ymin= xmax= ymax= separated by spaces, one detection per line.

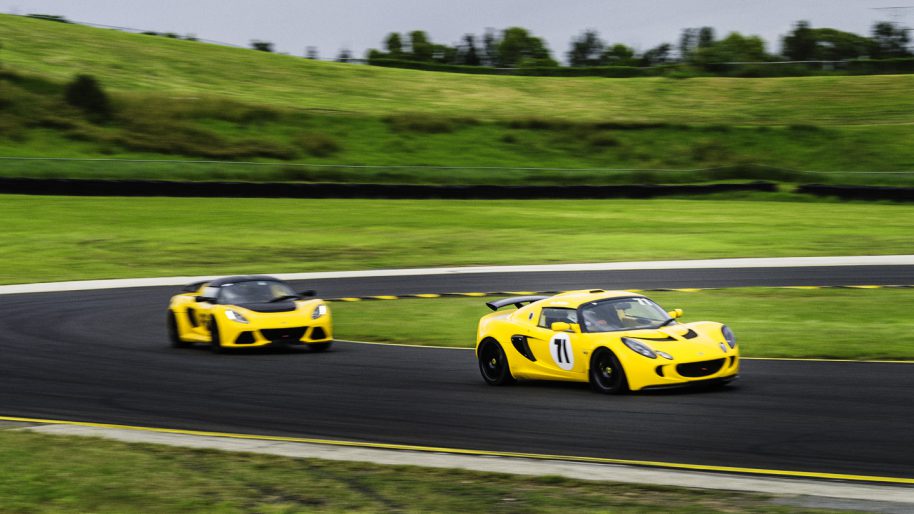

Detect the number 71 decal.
xmin=549 ymin=333 xmax=575 ymax=370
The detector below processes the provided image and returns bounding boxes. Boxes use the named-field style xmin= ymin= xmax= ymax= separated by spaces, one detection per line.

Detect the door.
xmin=523 ymin=307 xmax=586 ymax=378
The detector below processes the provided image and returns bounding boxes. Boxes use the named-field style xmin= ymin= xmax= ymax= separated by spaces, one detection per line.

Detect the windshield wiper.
xmin=268 ymin=294 xmax=300 ymax=303
xmin=657 ymin=318 xmax=676 ymax=328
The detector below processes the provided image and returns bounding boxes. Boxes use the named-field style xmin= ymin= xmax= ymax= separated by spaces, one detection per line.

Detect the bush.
xmin=295 ymin=133 xmax=342 ymax=157
xmin=64 ymin=75 xmax=111 ymax=121
xmin=588 ymin=132 xmax=620 ymax=148
xmin=505 ymin=117 xmax=571 ymax=130
xmin=384 ymin=113 xmax=458 ymax=133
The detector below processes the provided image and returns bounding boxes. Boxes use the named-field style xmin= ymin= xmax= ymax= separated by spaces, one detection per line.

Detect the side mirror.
xmin=550 ymin=322 xmax=580 ymax=333
xmin=298 ymin=290 xmax=316 ymax=297
xmin=667 ymin=308 xmax=683 ymax=319
xmin=195 ymin=296 xmax=214 ymax=303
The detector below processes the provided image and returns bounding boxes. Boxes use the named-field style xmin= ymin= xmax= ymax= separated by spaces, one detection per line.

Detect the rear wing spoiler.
xmin=181 ymin=280 xmax=209 ymax=293
xmin=486 ymin=295 xmax=550 ymax=311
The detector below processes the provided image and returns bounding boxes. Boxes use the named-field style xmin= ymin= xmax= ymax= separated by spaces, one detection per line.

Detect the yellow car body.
xmin=475 ymin=290 xmax=739 ymax=393
xmin=167 ymin=275 xmax=333 ymax=352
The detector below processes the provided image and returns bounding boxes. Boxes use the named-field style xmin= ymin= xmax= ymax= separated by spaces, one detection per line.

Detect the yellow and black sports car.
xmin=167 ymin=275 xmax=333 ymax=352
xmin=475 ymin=290 xmax=738 ymax=393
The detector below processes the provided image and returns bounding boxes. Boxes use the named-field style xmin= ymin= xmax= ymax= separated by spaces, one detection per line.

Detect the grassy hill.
xmin=2 ymin=14 xmax=914 ymax=185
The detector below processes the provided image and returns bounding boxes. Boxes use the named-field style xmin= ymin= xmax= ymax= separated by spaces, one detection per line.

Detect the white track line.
xmin=3 ymin=255 xmax=914 ymax=295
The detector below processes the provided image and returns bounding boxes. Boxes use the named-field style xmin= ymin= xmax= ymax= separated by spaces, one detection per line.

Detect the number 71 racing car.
xmin=167 ymin=275 xmax=333 ymax=352
xmin=476 ymin=290 xmax=739 ymax=393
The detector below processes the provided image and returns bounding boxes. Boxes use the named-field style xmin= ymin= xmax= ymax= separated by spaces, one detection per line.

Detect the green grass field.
xmin=0 ymin=428 xmax=832 ymax=513
xmin=332 ymin=288 xmax=914 ymax=360
xmin=3 ymin=14 xmax=914 ymax=185
xmin=3 ymin=195 xmax=914 ymax=284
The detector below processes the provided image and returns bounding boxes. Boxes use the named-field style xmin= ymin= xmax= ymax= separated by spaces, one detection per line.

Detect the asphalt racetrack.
xmin=1 ymin=265 xmax=913 ymax=480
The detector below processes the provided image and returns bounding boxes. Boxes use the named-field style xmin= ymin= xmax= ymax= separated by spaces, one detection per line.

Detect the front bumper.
xmin=628 ymin=355 xmax=740 ymax=391
xmin=221 ymin=323 xmax=333 ymax=348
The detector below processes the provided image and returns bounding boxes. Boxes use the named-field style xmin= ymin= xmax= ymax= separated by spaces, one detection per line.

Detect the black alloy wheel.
xmin=478 ymin=339 xmax=515 ymax=386
xmin=209 ymin=319 xmax=225 ymax=353
xmin=589 ymin=348 xmax=628 ymax=394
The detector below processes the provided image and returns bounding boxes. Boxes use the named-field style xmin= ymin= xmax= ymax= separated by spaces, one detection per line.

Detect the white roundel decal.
xmin=549 ymin=333 xmax=574 ymax=370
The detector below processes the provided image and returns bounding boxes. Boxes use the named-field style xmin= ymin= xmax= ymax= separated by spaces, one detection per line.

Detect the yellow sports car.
xmin=167 ymin=275 xmax=333 ymax=352
xmin=475 ymin=290 xmax=739 ymax=393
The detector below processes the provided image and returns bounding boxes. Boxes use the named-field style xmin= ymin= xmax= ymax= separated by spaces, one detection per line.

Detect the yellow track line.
xmin=3 ymin=414 xmax=912 ymax=485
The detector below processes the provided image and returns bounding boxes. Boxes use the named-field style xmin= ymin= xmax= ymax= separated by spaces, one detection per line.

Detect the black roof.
xmin=206 ymin=275 xmax=282 ymax=287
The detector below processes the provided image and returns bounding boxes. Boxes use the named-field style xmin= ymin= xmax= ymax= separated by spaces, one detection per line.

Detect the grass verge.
xmin=2 ymin=196 xmax=914 ymax=284
xmin=0 ymin=429 xmax=834 ymax=513
xmin=332 ymin=288 xmax=914 ymax=360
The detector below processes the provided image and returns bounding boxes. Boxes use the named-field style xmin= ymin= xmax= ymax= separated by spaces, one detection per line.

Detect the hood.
xmin=234 ymin=301 xmax=297 ymax=313
xmin=610 ymin=322 xmax=731 ymax=361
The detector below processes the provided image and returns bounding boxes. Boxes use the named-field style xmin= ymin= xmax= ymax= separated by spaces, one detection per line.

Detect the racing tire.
xmin=307 ymin=342 xmax=333 ymax=353
xmin=209 ymin=319 xmax=226 ymax=353
xmin=589 ymin=348 xmax=628 ymax=394
xmin=167 ymin=311 xmax=191 ymax=348
xmin=478 ymin=339 xmax=515 ymax=386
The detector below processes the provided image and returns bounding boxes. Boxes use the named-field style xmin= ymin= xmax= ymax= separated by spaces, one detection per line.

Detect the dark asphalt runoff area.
xmin=1 ymin=265 xmax=913 ymax=480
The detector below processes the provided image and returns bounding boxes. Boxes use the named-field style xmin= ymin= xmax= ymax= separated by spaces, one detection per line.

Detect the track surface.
xmin=2 ymin=266 xmax=913 ymax=480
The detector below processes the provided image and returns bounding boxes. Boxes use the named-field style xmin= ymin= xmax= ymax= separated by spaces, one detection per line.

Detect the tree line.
xmin=366 ymin=21 xmax=911 ymax=69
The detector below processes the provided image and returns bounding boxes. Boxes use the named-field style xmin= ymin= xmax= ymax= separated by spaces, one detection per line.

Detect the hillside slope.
xmin=3 ymin=14 xmax=914 ymax=124
xmin=1 ymin=14 xmax=914 ymax=185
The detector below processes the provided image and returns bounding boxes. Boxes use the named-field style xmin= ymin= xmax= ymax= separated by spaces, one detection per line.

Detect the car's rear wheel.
xmin=478 ymin=339 xmax=515 ymax=386
xmin=209 ymin=319 xmax=225 ymax=353
xmin=307 ymin=342 xmax=333 ymax=352
xmin=589 ymin=348 xmax=628 ymax=394
xmin=168 ymin=311 xmax=191 ymax=348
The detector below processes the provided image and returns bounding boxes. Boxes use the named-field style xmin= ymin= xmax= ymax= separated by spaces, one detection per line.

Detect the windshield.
xmin=217 ymin=280 xmax=297 ymax=304
xmin=580 ymin=297 xmax=671 ymax=332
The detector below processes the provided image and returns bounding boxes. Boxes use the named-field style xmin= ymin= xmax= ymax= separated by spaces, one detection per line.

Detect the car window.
xmin=581 ymin=297 xmax=670 ymax=332
xmin=538 ymin=307 xmax=578 ymax=329
xmin=217 ymin=280 xmax=296 ymax=304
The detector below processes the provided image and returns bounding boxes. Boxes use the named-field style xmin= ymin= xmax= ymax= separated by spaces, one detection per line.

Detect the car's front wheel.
xmin=209 ymin=319 xmax=225 ymax=353
xmin=478 ymin=339 xmax=515 ymax=386
xmin=168 ymin=311 xmax=191 ymax=348
xmin=589 ymin=348 xmax=628 ymax=394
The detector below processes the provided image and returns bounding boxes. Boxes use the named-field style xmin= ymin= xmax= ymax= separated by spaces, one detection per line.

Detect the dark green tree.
xmin=601 ymin=43 xmax=636 ymax=65
xmin=384 ymin=32 xmax=403 ymax=57
xmin=64 ymin=74 xmax=111 ymax=121
xmin=639 ymin=43 xmax=672 ymax=66
xmin=782 ymin=21 xmax=817 ymax=60
xmin=691 ymin=32 xmax=769 ymax=66
xmin=679 ymin=28 xmax=699 ymax=60
xmin=497 ymin=27 xmax=554 ymax=67
xmin=482 ymin=28 xmax=498 ymax=66
xmin=870 ymin=21 xmax=911 ymax=58
xmin=568 ymin=29 xmax=605 ymax=66
xmin=250 ymin=40 xmax=273 ymax=52
xmin=408 ymin=30 xmax=434 ymax=61
xmin=809 ymin=28 xmax=871 ymax=60
xmin=459 ymin=34 xmax=481 ymax=65
xmin=336 ymin=48 xmax=352 ymax=62
xmin=698 ymin=27 xmax=715 ymax=48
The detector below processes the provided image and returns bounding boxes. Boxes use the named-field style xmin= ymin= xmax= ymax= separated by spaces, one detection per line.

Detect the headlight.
xmin=622 ymin=337 xmax=657 ymax=359
xmin=722 ymin=325 xmax=737 ymax=348
xmin=311 ymin=303 xmax=328 ymax=320
xmin=225 ymin=309 xmax=249 ymax=324
xmin=656 ymin=350 xmax=674 ymax=360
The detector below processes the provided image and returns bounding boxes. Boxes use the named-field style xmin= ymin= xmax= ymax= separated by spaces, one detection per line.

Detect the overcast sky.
xmin=6 ymin=1 xmax=909 ymax=60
